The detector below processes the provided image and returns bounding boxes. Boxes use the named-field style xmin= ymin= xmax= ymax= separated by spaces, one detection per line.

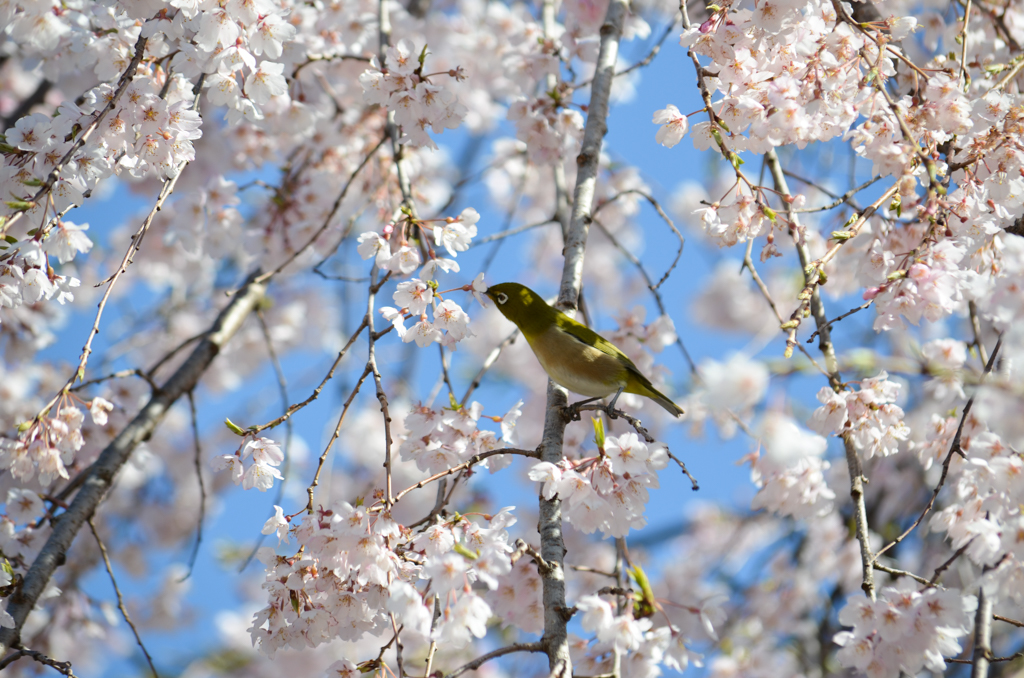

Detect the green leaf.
xmin=631 ymin=564 xmax=656 ymax=618
xmin=592 ymin=417 xmax=605 ymax=449
xmin=453 ymin=542 xmax=478 ymax=560
xmin=225 ymin=418 xmax=247 ymax=435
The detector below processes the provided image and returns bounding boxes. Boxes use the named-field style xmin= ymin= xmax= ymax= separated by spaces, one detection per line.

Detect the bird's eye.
xmin=496 ymin=292 xmax=508 ymax=304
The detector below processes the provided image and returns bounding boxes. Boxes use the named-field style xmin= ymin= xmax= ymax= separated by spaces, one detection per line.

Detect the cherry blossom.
xmin=652 ymin=104 xmax=689 ymax=148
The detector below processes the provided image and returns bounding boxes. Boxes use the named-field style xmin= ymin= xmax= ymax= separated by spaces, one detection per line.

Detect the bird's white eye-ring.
xmin=496 ymin=292 xmax=508 ymax=304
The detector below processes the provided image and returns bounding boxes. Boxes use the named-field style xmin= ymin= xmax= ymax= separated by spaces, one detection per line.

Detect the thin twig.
xmin=367 ymin=268 xmax=395 ymax=508
xmin=69 ymin=368 xmax=159 ymax=393
xmin=392 ymin=448 xmax=539 ymax=504
xmin=872 ymin=562 xmax=935 ymax=588
xmin=948 ymin=650 xmax=1024 ymax=664
xmin=250 ymin=319 xmax=370 ymax=434
xmin=304 ymin=364 xmax=373 ymax=514
xmin=406 ymin=479 xmax=450 ymax=532
xmin=0 ymin=647 xmax=78 ymax=676
xmin=292 ymin=52 xmax=371 ymax=78
xmin=665 ymin=450 xmax=700 ymax=491
xmin=145 ymin=331 xmax=207 ymax=378
xmin=296 ymin=274 xmax=389 ymax=516
xmin=479 ymin=176 xmax=526 ymax=276
xmin=88 ymin=519 xmax=160 ymax=678
xmin=928 ymin=539 xmax=973 ymax=587
xmin=571 ymin=565 xmax=619 ymax=577
xmin=959 ymin=0 xmax=973 ymax=90
xmin=740 ymin=238 xmax=830 ymax=377
xmin=256 ymin=307 xmax=294 ymax=512
xmin=234 ymin=310 xmax=298 ymax=572
xmin=873 ymin=335 xmax=1003 ymax=562
xmin=616 ymin=18 xmax=677 ymax=78
xmin=594 ymin=189 xmax=684 ymax=291
xmin=437 ymin=342 xmax=455 ymax=400
xmin=246 ymin=135 xmax=387 ymax=288
xmin=592 ymin=216 xmax=696 ymax=374
xmin=807 ymin=301 xmax=874 ymax=343
xmin=791 ymin=175 xmax=882 ymax=214
xmin=25 ymin=74 xmax=207 ymax=429
xmin=994 ymin=615 xmax=1024 ymax=628
xmin=471 ymin=218 xmax=557 ymax=247
xmin=442 ymin=642 xmax=546 ymax=678
xmin=461 ymin=329 xmax=520 ymax=406
xmin=180 ymin=391 xmax=207 ymax=581
xmin=993 ymin=57 xmax=1024 ymax=91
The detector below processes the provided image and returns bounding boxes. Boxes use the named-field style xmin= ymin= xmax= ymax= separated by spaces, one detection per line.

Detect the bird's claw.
xmin=561 ymin=402 xmax=584 ymax=422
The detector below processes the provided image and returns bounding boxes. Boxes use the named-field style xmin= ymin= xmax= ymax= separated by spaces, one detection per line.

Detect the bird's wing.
xmin=559 ymin=319 xmax=647 ymax=379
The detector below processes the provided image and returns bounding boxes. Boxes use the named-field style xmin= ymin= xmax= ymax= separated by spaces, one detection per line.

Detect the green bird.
xmin=485 ymin=282 xmax=684 ymax=417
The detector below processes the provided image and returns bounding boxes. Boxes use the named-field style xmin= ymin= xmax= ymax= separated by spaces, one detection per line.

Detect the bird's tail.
xmin=650 ymin=391 xmax=684 ymax=418
xmin=632 ymin=379 xmax=684 ymax=418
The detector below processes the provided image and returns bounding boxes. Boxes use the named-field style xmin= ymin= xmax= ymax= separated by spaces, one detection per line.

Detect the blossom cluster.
xmin=529 ymin=432 xmax=667 ymax=538
xmin=810 ymin=371 xmax=910 ymax=459
xmin=575 ymin=594 xmax=697 ymax=672
xmin=168 ymin=0 xmax=297 ymax=125
xmin=212 ymin=437 xmax=285 ymax=492
xmin=2 ymin=486 xmax=50 ymax=583
xmin=681 ymin=353 xmax=769 ymax=439
xmin=362 ymin=207 xmax=482 ymax=349
xmin=925 ymin=412 xmax=1024 ymax=568
xmin=869 ymin=240 xmax=969 ymax=332
xmin=508 ymin=93 xmax=585 ymax=165
xmin=0 ymin=240 xmax=81 ymax=316
xmin=0 ymin=398 xmax=111 ymax=486
xmin=749 ymin=415 xmax=834 ymax=520
xmin=2 ymin=75 xmax=202 ymax=223
xmin=834 ymin=584 xmax=977 ymax=677
xmin=398 ymin=399 xmax=522 ymax=475
xmin=360 ymin=40 xmax=467 ymax=149
xmin=250 ymin=502 xmax=520 ymax=656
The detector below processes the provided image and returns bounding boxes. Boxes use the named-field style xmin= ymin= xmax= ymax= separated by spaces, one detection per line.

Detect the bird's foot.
xmin=561 ymin=403 xmax=655 ymax=442
xmin=562 ymin=397 xmax=602 ymax=422
xmin=562 ymin=401 xmax=631 ymax=424
xmin=561 ymin=403 xmax=581 ymax=422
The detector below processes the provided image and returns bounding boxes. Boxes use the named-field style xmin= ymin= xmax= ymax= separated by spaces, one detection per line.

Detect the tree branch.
xmin=765 ymin=148 xmax=876 ymax=600
xmin=0 ymin=272 xmax=266 ymax=651
xmin=534 ymin=0 xmax=631 ymax=673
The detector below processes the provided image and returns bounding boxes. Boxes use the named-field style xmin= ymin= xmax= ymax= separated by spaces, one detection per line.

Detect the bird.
xmin=485 ymin=282 xmax=684 ymax=418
